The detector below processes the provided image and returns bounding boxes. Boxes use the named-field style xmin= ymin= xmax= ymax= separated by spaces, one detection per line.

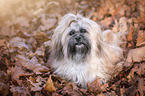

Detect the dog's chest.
xmin=53 ymin=61 xmax=96 ymax=85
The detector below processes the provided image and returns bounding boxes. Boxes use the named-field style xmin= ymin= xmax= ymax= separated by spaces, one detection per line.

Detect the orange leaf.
xmin=45 ymin=75 xmax=56 ymax=92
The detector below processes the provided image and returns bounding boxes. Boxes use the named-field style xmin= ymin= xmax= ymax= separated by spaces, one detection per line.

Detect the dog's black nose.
xmin=75 ymin=36 xmax=81 ymax=42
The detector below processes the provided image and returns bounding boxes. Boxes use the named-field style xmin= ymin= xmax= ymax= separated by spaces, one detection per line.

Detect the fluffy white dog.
xmin=49 ymin=13 xmax=122 ymax=88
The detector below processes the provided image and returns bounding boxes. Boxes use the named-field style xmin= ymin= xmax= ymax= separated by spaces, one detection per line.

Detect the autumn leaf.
xmin=61 ymin=82 xmax=83 ymax=95
xmin=16 ymin=31 xmax=31 ymax=39
xmin=137 ymin=63 xmax=145 ymax=76
xmin=35 ymin=46 xmax=45 ymax=57
xmin=15 ymin=55 xmax=50 ymax=74
xmin=27 ymin=76 xmax=46 ymax=91
xmin=126 ymin=46 xmax=145 ymax=63
xmin=10 ymin=66 xmax=26 ymax=85
xmin=10 ymin=85 xmax=31 ymax=96
xmin=34 ymin=32 xmax=49 ymax=45
xmin=44 ymin=75 xmax=56 ymax=92
xmin=137 ymin=78 xmax=145 ymax=96
xmin=136 ymin=30 xmax=145 ymax=46
xmin=0 ymin=0 xmax=145 ymax=95
xmin=87 ymin=78 xmax=103 ymax=95
xmin=7 ymin=37 xmax=32 ymax=53
xmin=127 ymin=26 xmax=134 ymax=42
xmin=0 ymin=71 xmax=9 ymax=95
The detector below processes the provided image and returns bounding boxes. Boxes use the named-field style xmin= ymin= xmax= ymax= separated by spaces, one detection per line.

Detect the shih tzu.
xmin=49 ymin=13 xmax=123 ymax=88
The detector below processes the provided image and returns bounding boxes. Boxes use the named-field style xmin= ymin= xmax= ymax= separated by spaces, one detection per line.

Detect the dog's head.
xmin=51 ymin=13 xmax=103 ymax=62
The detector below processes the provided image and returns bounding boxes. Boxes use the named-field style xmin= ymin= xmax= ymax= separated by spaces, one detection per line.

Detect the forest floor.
xmin=0 ymin=0 xmax=145 ymax=96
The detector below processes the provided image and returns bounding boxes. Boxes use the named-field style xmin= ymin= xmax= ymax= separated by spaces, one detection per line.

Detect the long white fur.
xmin=50 ymin=13 xmax=123 ymax=88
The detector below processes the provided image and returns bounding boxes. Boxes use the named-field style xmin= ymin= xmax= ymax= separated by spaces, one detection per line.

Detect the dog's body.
xmin=49 ymin=13 xmax=122 ymax=88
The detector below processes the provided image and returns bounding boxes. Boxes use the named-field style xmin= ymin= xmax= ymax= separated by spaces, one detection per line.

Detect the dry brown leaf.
xmin=30 ymin=56 xmax=49 ymax=73
xmin=51 ymin=92 xmax=60 ymax=96
xmin=10 ymin=85 xmax=31 ymax=96
xmin=126 ymin=46 xmax=145 ymax=63
xmin=27 ymin=76 xmax=46 ymax=91
xmin=78 ymin=88 xmax=87 ymax=96
xmin=0 ymin=26 xmax=13 ymax=37
xmin=0 ymin=71 xmax=9 ymax=95
xmin=97 ymin=93 xmax=105 ymax=96
xmin=27 ymin=37 xmax=37 ymax=49
xmin=127 ymin=26 xmax=134 ymax=42
xmin=15 ymin=17 xmax=30 ymax=28
xmin=127 ymin=67 xmax=138 ymax=83
xmin=104 ymin=91 xmax=117 ymax=96
xmin=7 ymin=37 xmax=32 ymax=53
xmin=87 ymin=78 xmax=103 ymax=95
xmin=137 ymin=78 xmax=145 ymax=96
xmin=44 ymin=75 xmax=56 ymax=92
xmin=0 ymin=82 xmax=9 ymax=95
xmin=34 ymin=92 xmax=45 ymax=96
xmin=0 ymin=71 xmax=8 ymax=83
xmin=62 ymin=82 xmax=82 ymax=95
xmin=16 ymin=55 xmax=50 ymax=74
xmin=106 ymin=0 xmax=116 ymax=16
xmin=40 ymin=18 xmax=56 ymax=31
xmin=35 ymin=46 xmax=45 ymax=57
xmin=124 ymin=86 xmax=136 ymax=96
xmin=10 ymin=66 xmax=26 ymax=85
xmin=119 ymin=17 xmax=128 ymax=33
xmin=100 ymin=17 xmax=113 ymax=28
xmin=117 ymin=4 xmax=128 ymax=16
xmin=137 ymin=63 xmax=145 ymax=76
xmin=0 ymin=39 xmax=6 ymax=47
xmin=34 ymin=32 xmax=49 ymax=45
xmin=98 ymin=8 xmax=107 ymax=20
xmin=120 ymin=87 xmax=126 ymax=96
xmin=136 ymin=30 xmax=145 ymax=46
xmin=112 ymin=19 xmax=119 ymax=33
xmin=134 ymin=14 xmax=145 ymax=24
xmin=0 ymin=0 xmax=145 ymax=96
xmin=16 ymin=31 xmax=31 ymax=38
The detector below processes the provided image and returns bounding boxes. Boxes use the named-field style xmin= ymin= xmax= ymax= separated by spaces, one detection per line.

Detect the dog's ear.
xmin=54 ymin=39 xmax=64 ymax=60
xmin=88 ymin=20 xmax=104 ymax=57
xmin=96 ymin=36 xmax=103 ymax=57
xmin=51 ymin=34 xmax=64 ymax=60
xmin=51 ymin=13 xmax=77 ymax=60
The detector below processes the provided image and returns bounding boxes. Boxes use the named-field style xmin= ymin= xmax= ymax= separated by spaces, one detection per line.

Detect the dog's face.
xmin=51 ymin=13 xmax=102 ymax=63
xmin=64 ymin=21 xmax=91 ymax=62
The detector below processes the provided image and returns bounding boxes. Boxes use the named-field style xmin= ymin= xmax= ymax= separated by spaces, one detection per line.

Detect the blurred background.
xmin=0 ymin=0 xmax=144 ymax=37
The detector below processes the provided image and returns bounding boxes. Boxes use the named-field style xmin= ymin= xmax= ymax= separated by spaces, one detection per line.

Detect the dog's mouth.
xmin=75 ymin=42 xmax=85 ymax=45
xmin=75 ymin=42 xmax=85 ymax=47
xmin=67 ymin=39 xmax=91 ymax=61
xmin=75 ymin=42 xmax=83 ymax=45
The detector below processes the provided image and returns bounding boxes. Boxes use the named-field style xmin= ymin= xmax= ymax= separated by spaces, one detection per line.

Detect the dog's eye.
xmin=80 ymin=28 xmax=87 ymax=33
xmin=69 ymin=30 xmax=75 ymax=35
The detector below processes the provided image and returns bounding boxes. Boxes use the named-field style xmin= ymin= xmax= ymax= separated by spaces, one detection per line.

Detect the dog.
xmin=49 ymin=13 xmax=123 ymax=88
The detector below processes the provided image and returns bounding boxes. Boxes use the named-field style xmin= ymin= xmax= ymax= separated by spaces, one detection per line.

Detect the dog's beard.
xmin=67 ymin=34 xmax=91 ymax=62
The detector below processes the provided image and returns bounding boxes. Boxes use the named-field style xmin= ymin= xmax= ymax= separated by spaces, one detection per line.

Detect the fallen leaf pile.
xmin=0 ymin=0 xmax=144 ymax=95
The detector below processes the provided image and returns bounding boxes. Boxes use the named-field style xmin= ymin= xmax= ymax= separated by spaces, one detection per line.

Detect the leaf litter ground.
xmin=0 ymin=0 xmax=144 ymax=96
